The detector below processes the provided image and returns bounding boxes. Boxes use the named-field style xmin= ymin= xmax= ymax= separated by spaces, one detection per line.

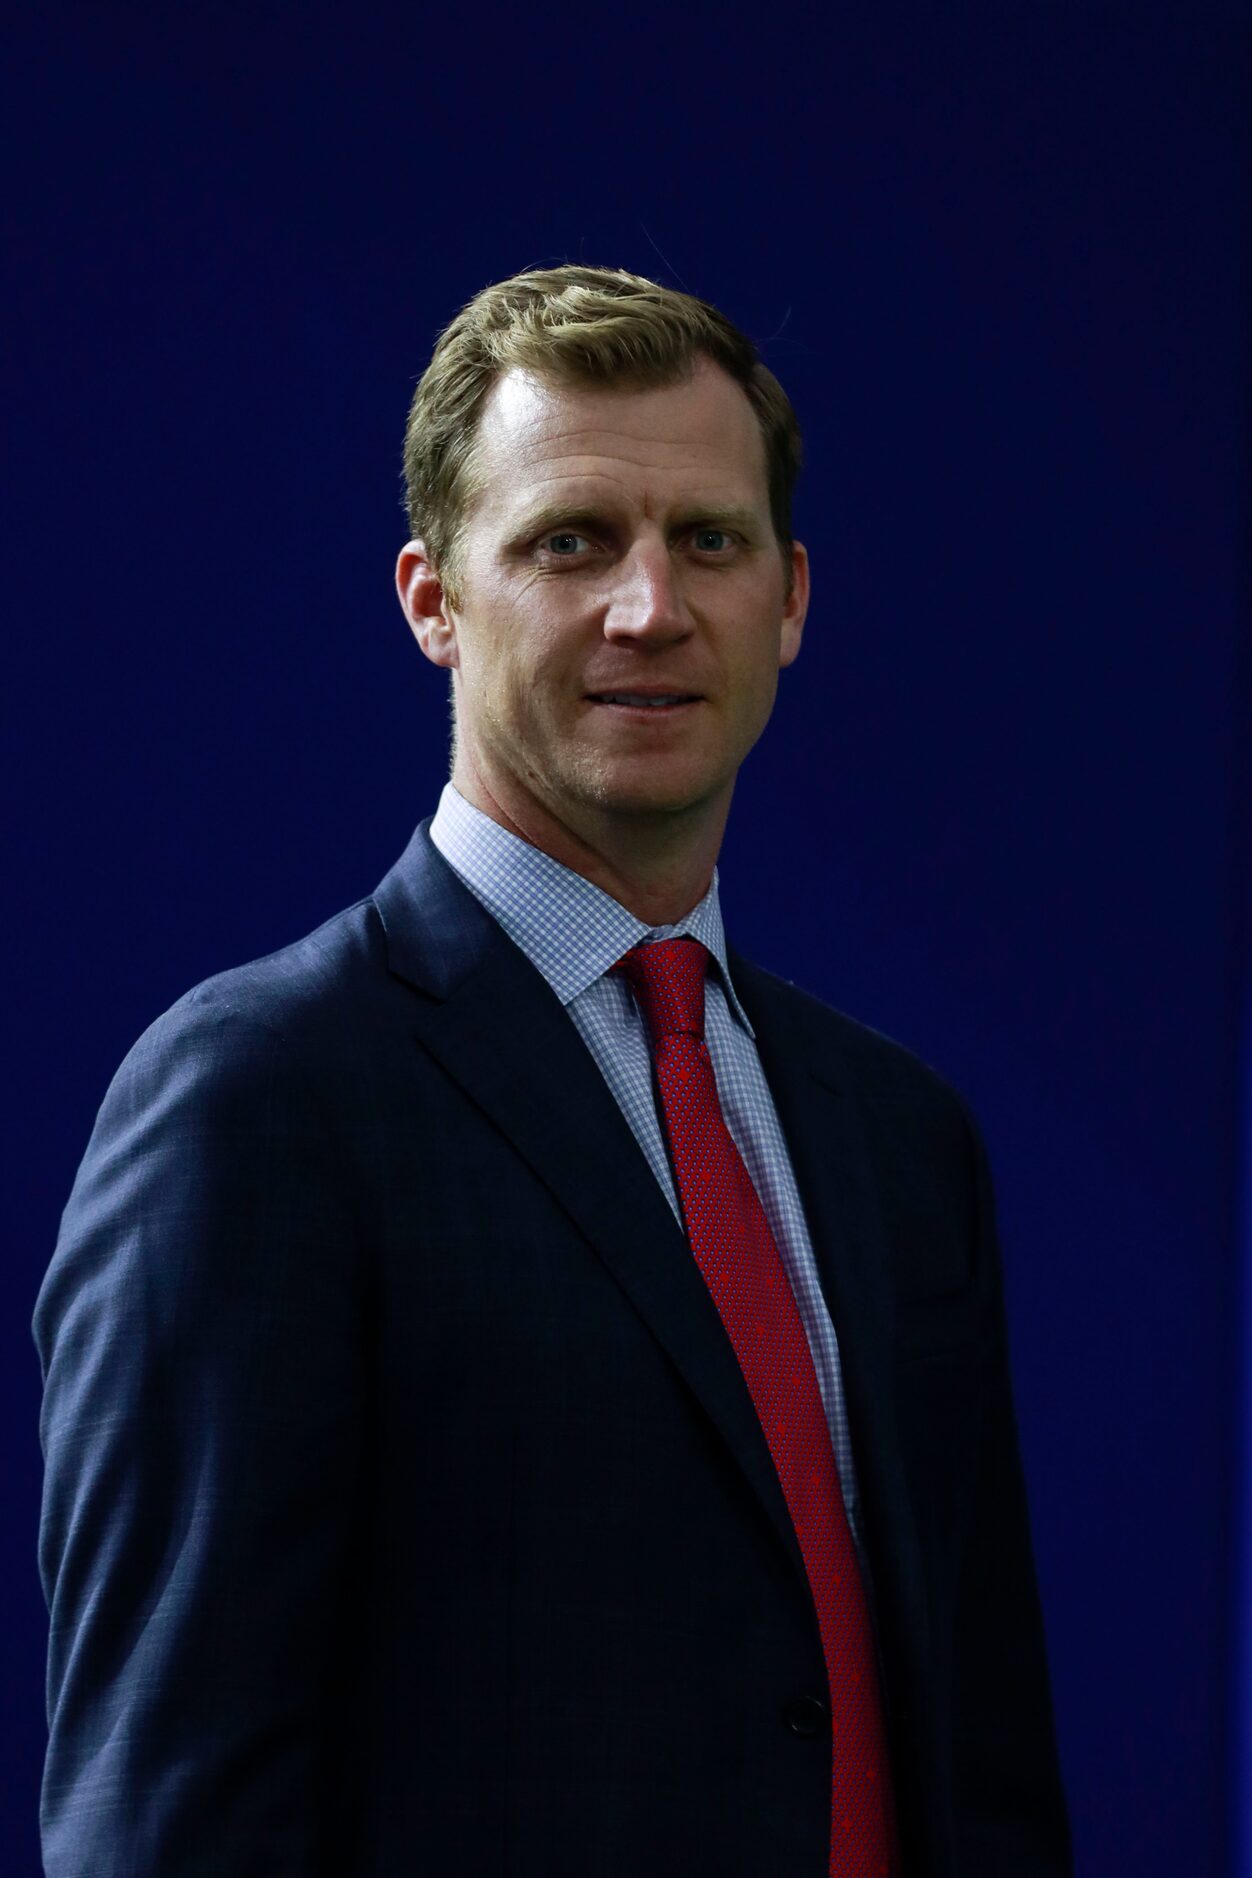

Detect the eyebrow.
xmin=505 ymin=498 xmax=764 ymax=545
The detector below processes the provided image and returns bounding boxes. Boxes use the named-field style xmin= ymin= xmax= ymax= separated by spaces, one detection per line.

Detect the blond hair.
xmin=401 ymin=263 xmax=804 ymax=614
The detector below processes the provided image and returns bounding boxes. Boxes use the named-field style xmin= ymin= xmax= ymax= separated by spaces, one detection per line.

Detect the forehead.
xmin=465 ymin=357 xmax=770 ymax=525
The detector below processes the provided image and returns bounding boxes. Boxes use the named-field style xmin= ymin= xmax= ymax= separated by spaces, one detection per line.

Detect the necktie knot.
xmin=610 ymin=937 xmax=709 ymax=1046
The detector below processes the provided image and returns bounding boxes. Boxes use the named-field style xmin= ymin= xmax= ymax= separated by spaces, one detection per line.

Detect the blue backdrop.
xmin=6 ymin=3 xmax=1250 ymax=1873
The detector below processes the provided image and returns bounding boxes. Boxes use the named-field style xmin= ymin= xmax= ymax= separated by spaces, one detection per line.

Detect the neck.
xmin=449 ymin=756 xmax=728 ymax=928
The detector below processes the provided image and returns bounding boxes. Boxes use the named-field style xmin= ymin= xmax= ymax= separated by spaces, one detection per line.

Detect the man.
xmin=34 ymin=263 xmax=1072 ymax=1876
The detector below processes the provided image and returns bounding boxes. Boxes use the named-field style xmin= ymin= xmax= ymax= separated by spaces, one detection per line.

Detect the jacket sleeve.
xmin=33 ymin=995 xmax=371 ymax=1877
xmin=947 ymin=1092 xmax=1074 ymax=1875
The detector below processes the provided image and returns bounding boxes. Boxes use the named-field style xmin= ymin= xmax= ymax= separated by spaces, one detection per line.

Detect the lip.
xmin=585 ymin=696 xmax=704 ymax=720
xmin=584 ymin=688 xmax=704 ymax=701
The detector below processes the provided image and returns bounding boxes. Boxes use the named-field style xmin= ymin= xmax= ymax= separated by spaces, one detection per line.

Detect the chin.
xmin=587 ymin=775 xmax=719 ymax=818
xmin=555 ymin=741 xmax=731 ymax=819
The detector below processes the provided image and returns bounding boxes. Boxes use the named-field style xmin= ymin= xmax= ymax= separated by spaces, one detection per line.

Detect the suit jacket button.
xmin=782 ymin=1695 xmax=829 ymax=1737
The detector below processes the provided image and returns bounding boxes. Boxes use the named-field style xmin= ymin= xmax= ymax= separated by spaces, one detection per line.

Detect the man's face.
xmin=405 ymin=354 xmax=808 ymax=847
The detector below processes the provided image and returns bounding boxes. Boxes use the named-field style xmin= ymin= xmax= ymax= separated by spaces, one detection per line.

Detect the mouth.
xmin=585 ymin=692 xmax=704 ymax=719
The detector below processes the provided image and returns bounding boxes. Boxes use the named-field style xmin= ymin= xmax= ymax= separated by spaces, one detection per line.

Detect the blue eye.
xmin=536 ymin=526 xmax=735 ymax=559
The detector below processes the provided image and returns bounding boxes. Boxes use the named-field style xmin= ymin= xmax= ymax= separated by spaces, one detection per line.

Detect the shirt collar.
xmin=427 ymin=782 xmax=755 ymax=1037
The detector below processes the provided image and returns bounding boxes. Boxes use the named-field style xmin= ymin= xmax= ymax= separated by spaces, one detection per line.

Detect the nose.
xmin=601 ymin=538 xmax=694 ymax=647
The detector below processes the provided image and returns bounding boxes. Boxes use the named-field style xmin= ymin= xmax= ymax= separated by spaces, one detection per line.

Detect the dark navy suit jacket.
xmin=34 ymin=817 xmax=1072 ymax=1876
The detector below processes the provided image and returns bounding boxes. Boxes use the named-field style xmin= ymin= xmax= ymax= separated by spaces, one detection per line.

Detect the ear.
xmin=395 ymin=540 xmax=460 ymax=672
xmin=778 ymin=539 xmax=809 ymax=669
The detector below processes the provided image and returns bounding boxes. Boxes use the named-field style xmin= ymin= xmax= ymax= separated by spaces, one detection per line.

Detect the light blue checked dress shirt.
xmin=428 ymin=781 xmax=869 ymax=1563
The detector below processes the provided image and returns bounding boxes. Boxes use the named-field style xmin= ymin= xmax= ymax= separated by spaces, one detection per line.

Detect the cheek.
xmin=471 ymin=617 xmax=543 ymax=708
xmin=726 ymin=629 xmax=771 ymax=688
xmin=513 ymin=627 xmax=579 ymax=707
xmin=495 ymin=643 xmax=567 ymax=738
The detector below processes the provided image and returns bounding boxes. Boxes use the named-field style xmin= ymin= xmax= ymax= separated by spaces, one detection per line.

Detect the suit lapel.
xmin=373 ymin=820 xmax=808 ymax=1589
xmin=373 ymin=820 xmax=927 ymax=1676
xmin=727 ymin=946 xmax=930 ymax=1678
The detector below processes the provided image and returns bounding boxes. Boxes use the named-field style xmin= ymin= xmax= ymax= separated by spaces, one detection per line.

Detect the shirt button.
xmin=781 ymin=1695 xmax=829 ymax=1737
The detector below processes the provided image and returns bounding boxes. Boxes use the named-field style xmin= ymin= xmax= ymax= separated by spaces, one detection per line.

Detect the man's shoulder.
xmin=113 ymin=889 xmax=401 ymax=1109
xmin=169 ymin=892 xmax=383 ymax=1033
xmin=738 ymin=961 xmax=989 ymax=1264
xmin=733 ymin=952 xmax=974 ymax=1126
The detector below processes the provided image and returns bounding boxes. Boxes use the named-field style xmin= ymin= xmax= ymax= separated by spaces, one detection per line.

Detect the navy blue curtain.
xmin=6 ymin=4 xmax=1250 ymax=1872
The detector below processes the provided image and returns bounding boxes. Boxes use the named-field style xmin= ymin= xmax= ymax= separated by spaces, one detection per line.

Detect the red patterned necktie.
xmin=612 ymin=936 xmax=898 ymax=1878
